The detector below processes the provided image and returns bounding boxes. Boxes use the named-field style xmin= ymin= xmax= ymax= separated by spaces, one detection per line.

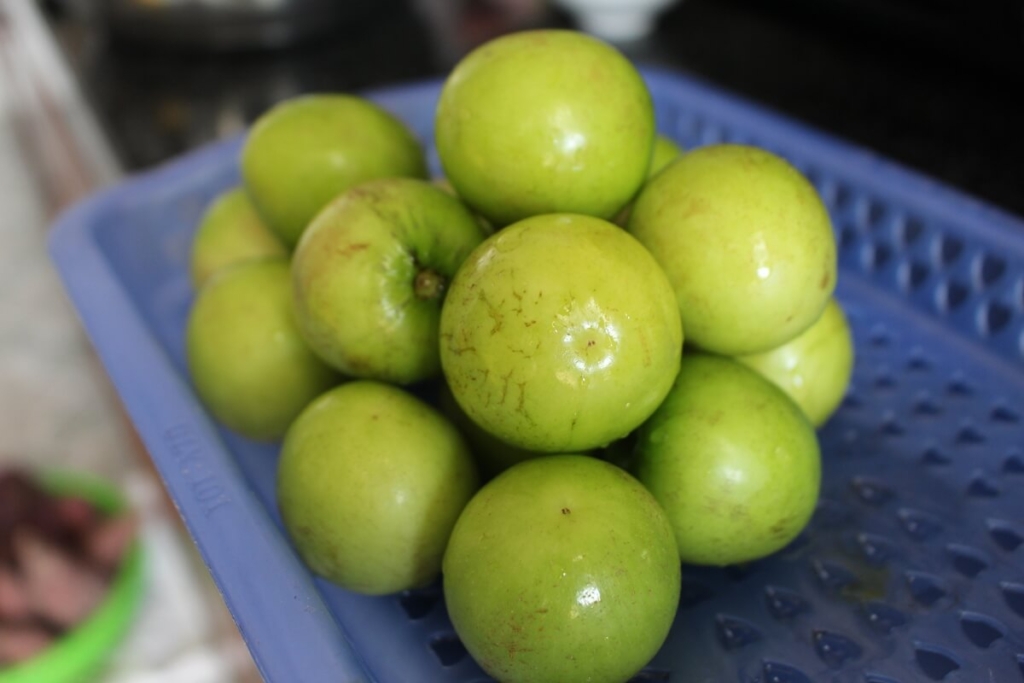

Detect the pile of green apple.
xmin=184 ymin=29 xmax=853 ymax=683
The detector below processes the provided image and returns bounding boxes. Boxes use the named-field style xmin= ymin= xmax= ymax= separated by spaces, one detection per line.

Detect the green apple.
xmin=435 ymin=29 xmax=655 ymax=227
xmin=443 ymin=455 xmax=679 ymax=683
xmin=291 ymin=178 xmax=487 ymax=385
xmin=436 ymin=382 xmax=544 ymax=480
xmin=737 ymin=297 xmax=854 ymax=427
xmin=241 ymin=94 xmax=428 ymax=248
xmin=440 ymin=213 xmax=683 ymax=453
xmin=276 ymin=381 xmax=479 ymax=595
xmin=189 ymin=187 xmax=287 ymax=288
xmin=628 ymin=143 xmax=837 ymax=355
xmin=614 ymin=134 xmax=684 ymax=226
xmin=186 ymin=258 xmax=339 ymax=441
xmin=634 ymin=354 xmax=821 ymax=566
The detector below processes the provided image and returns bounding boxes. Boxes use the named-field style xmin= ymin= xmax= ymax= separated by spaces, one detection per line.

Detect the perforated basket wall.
xmin=50 ymin=69 xmax=1024 ymax=683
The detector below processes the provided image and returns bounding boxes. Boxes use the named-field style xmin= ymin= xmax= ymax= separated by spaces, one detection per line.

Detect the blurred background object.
xmin=553 ymin=0 xmax=681 ymax=42
xmin=98 ymin=0 xmax=378 ymax=52
xmin=0 ymin=0 xmax=1020 ymax=678
xmin=22 ymin=0 xmax=1020 ymax=216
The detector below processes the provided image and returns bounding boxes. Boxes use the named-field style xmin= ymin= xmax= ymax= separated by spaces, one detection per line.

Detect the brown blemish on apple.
xmin=561 ymin=507 xmax=571 ymax=515
xmin=480 ymin=292 xmax=505 ymax=334
xmin=730 ymin=504 xmax=749 ymax=521
xmin=335 ymin=242 xmax=369 ymax=258
xmin=680 ymin=196 xmax=712 ymax=220
xmin=511 ymin=290 xmax=525 ymax=316
xmin=499 ymin=370 xmax=514 ymax=405
xmin=819 ymin=271 xmax=830 ymax=290
xmin=505 ymin=640 xmax=532 ymax=661
xmin=638 ymin=329 xmax=652 ymax=367
xmin=769 ymin=516 xmax=793 ymax=538
xmin=447 ymin=344 xmax=477 ymax=356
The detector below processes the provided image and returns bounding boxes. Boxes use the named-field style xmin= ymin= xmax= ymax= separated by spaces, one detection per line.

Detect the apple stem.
xmin=414 ymin=268 xmax=446 ymax=301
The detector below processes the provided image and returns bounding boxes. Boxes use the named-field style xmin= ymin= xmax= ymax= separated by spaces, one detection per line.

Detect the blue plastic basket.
xmin=50 ymin=68 xmax=1024 ymax=683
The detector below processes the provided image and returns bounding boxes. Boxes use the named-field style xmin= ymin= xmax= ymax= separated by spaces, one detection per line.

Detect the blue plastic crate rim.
xmin=49 ymin=67 xmax=1024 ymax=683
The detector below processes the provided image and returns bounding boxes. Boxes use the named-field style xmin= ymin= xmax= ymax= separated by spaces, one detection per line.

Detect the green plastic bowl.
xmin=0 ymin=470 xmax=146 ymax=683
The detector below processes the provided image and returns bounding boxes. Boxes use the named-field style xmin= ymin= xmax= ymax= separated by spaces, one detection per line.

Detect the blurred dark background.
xmin=43 ymin=0 xmax=1024 ymax=217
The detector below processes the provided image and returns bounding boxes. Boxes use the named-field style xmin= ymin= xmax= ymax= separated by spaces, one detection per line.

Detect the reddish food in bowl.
xmin=0 ymin=469 xmax=137 ymax=667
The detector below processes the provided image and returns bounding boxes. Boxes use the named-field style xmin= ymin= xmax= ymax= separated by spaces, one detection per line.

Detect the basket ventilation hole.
xmin=715 ymin=614 xmax=762 ymax=650
xmin=843 ymin=393 xmax=863 ymax=409
xmin=764 ymin=585 xmax=809 ymax=620
xmin=906 ymin=261 xmax=930 ymax=289
xmin=1016 ymin=653 xmax=1024 ymax=679
xmin=956 ymin=426 xmax=986 ymax=445
xmin=943 ymin=280 xmax=970 ymax=310
xmin=429 ymin=635 xmax=468 ymax=667
xmin=1002 ymin=582 xmax=1024 ymax=619
xmin=946 ymin=544 xmax=989 ymax=578
xmin=901 ymin=216 xmax=924 ymax=246
xmin=1004 ymin=453 xmax=1024 ymax=474
xmin=762 ymin=660 xmax=812 ymax=683
xmin=939 ymin=236 xmax=964 ymax=266
xmin=812 ymin=560 xmax=858 ymax=593
xmin=913 ymin=397 xmax=942 ymax=416
xmin=921 ymin=447 xmax=950 ymax=466
xmin=992 ymin=405 xmax=1020 ymax=423
xmin=959 ymin=612 xmax=1005 ymax=649
xmin=914 ymin=643 xmax=961 ymax=681
xmin=988 ymin=519 xmax=1023 ymax=552
xmin=874 ymin=371 xmax=896 ymax=389
xmin=862 ymin=601 xmax=907 ymax=635
xmin=628 ymin=669 xmax=671 ymax=682
xmin=947 ymin=377 xmax=974 ymax=396
xmin=979 ymin=254 xmax=1007 ymax=286
xmin=983 ymin=301 xmax=1013 ymax=335
xmin=833 ymin=185 xmax=852 ymax=212
xmin=906 ymin=571 xmax=948 ymax=607
xmin=857 ymin=533 xmax=899 ymax=565
xmin=967 ymin=474 xmax=1000 ymax=497
xmin=865 ymin=242 xmax=893 ymax=270
xmin=813 ymin=630 xmax=862 ymax=669
xmin=869 ymin=325 xmax=890 ymax=346
xmin=898 ymin=508 xmax=944 ymax=540
xmin=880 ymin=418 xmax=905 ymax=436
xmin=865 ymin=202 xmax=886 ymax=231
xmin=678 ymin=580 xmax=714 ymax=608
xmin=398 ymin=590 xmax=441 ymax=620
xmin=907 ymin=352 xmax=931 ymax=371
xmin=851 ymin=477 xmax=894 ymax=506
xmin=840 ymin=227 xmax=858 ymax=250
